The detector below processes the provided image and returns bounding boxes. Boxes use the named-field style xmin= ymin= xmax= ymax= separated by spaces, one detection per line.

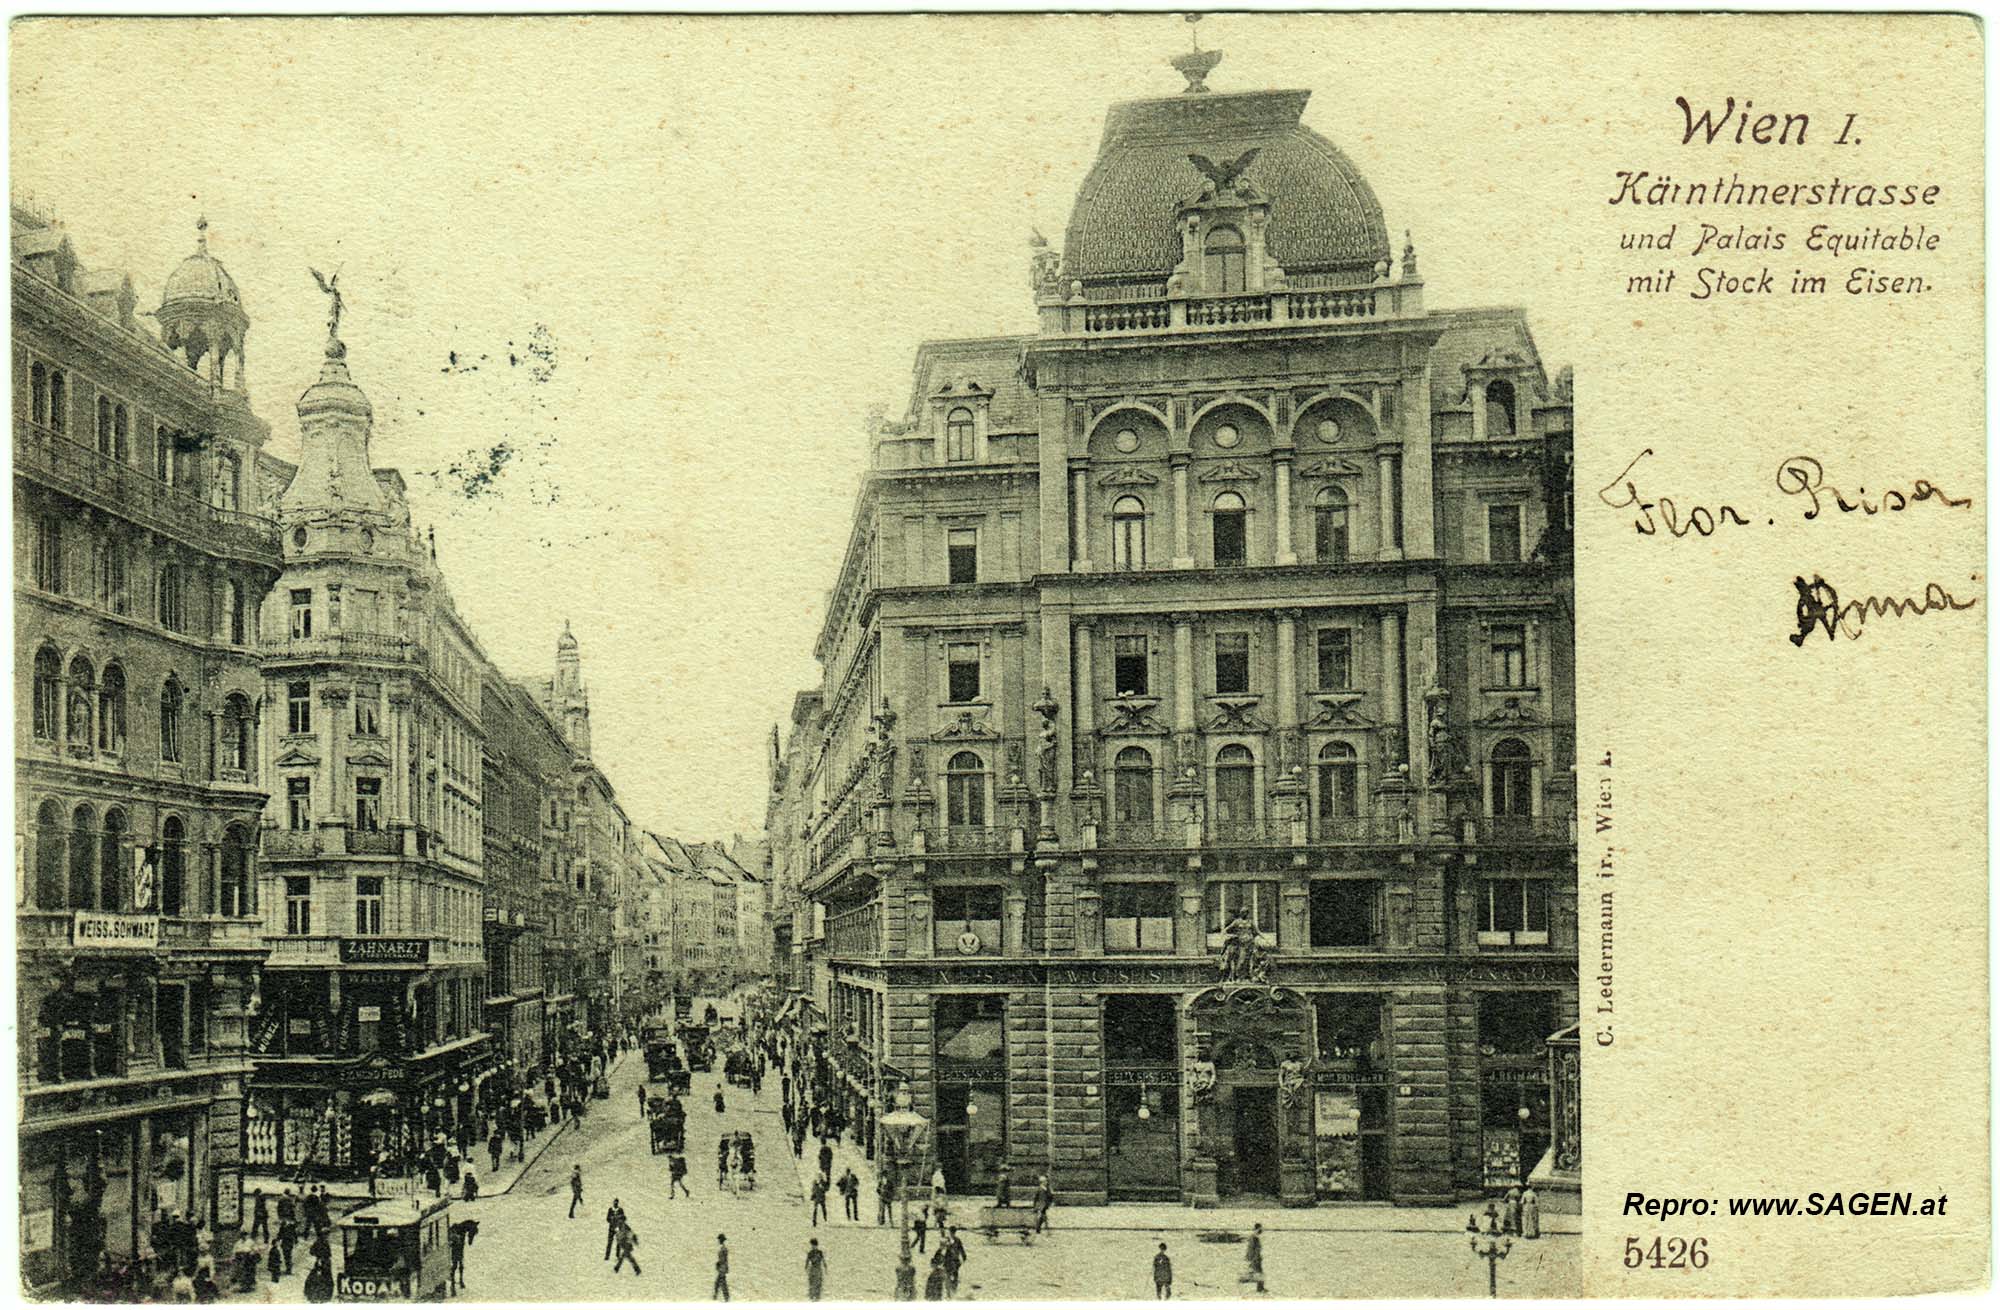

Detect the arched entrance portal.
xmin=1184 ymin=985 xmax=1314 ymax=1206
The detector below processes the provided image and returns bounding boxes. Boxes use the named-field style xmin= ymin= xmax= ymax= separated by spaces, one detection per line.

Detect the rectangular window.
xmin=1205 ymin=879 xmax=1279 ymax=943
xmin=932 ymin=885 xmax=1003 ymax=955
xmin=285 ymin=877 xmax=312 ymax=936
xmin=326 ymin=584 xmax=342 ymax=632
xmin=354 ymin=681 xmax=381 ymax=736
xmin=1487 ymin=504 xmax=1523 ymax=563
xmin=34 ymin=518 xmax=63 ymax=593
xmin=289 ymin=589 xmax=313 ymax=639
xmin=287 ymin=777 xmax=312 ymax=831
xmin=1308 ymin=880 xmax=1380 ymax=948
xmin=1214 ymin=632 xmax=1250 ymax=695
xmin=354 ymin=875 xmax=385 ymax=936
xmin=1490 ymin=624 xmax=1527 ymax=688
xmin=1315 ymin=628 xmax=1352 ymax=691
xmin=1113 ymin=635 xmax=1149 ymax=697
xmin=1478 ymin=879 xmax=1550 ymax=946
xmin=947 ymin=528 xmax=978 ymax=585
xmin=355 ymin=777 xmax=382 ymax=832
xmin=287 ymin=681 xmax=312 ymax=735
xmin=946 ymin=643 xmax=982 ymax=704
xmin=1103 ymin=882 xmax=1176 ymax=952
xmin=353 ymin=589 xmax=380 ymax=634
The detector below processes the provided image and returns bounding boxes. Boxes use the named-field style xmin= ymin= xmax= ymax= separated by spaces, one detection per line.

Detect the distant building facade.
xmin=771 ymin=58 xmax=1579 ymax=1208
xmin=14 ymin=212 xmax=284 ymax=1287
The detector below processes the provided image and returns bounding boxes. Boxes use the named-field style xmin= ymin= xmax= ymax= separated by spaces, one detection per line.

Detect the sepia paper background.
xmin=8 ymin=11 xmax=1988 ymax=1299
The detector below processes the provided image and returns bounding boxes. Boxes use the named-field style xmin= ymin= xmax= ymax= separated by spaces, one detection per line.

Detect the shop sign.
xmin=340 ymin=938 xmax=429 ymax=964
xmin=72 ymin=912 xmax=160 ymax=949
xmin=21 ymin=1208 xmax=54 ymax=1253
xmin=214 ymin=1169 xmax=242 ymax=1228
xmin=289 ymin=1019 xmax=316 ymax=1035
xmin=357 ymin=1006 xmax=382 ymax=1023
xmin=337 ymin=1274 xmax=412 ymax=1300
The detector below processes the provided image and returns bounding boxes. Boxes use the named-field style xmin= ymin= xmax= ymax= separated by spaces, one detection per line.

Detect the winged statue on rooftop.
xmin=310 ymin=266 xmax=344 ymax=340
xmin=1188 ymin=148 xmax=1261 ymax=197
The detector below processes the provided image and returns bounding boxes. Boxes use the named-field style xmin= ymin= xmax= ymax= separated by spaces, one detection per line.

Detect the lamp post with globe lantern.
xmin=879 ymin=1083 xmax=931 ymax=1300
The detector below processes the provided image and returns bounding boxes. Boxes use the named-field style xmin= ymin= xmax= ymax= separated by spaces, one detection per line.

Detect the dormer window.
xmin=1204 ymin=225 xmax=1247 ymax=293
xmin=946 ymin=408 xmax=975 ymax=462
xmin=1484 ymin=380 xmax=1517 ymax=437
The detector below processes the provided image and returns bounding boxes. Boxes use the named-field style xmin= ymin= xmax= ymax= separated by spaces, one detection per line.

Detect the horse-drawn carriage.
xmin=647 ymin=1095 xmax=686 ymax=1155
xmin=643 ymin=1027 xmax=692 ymax=1093
xmin=679 ymin=1024 xmax=715 ymax=1073
xmin=723 ymin=1048 xmax=755 ymax=1089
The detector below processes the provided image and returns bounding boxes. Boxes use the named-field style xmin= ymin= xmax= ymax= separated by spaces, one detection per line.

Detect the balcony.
xmin=919 ymin=826 xmax=1019 ymax=855
xmin=1042 ymin=277 xmax=1423 ymax=339
xmin=268 ymin=633 xmax=420 ymax=664
xmin=1311 ymin=815 xmax=1409 ymax=845
xmin=1206 ymin=817 xmax=1292 ymax=847
xmin=1099 ymin=820 xmax=1190 ymax=850
xmin=345 ymin=828 xmax=403 ymax=856
xmin=264 ymin=829 xmax=322 ymax=860
xmin=14 ymin=418 xmax=280 ymax=562
xmin=1472 ymin=815 xmax=1572 ymax=846
xmin=161 ymin=917 xmax=265 ymax=952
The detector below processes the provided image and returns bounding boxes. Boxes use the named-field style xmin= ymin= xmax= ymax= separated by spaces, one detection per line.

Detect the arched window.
xmin=34 ymin=799 xmax=65 ymax=908
xmin=226 ymin=580 xmax=247 ymax=645
xmin=34 ymin=515 xmax=63 ymax=593
xmin=157 ymin=563 xmax=186 ymax=632
xmin=945 ymin=408 xmax=975 ymax=462
xmin=49 ymin=369 xmax=67 ymax=433
xmin=1203 ymin=225 xmax=1247 ymax=293
xmin=113 ymin=403 xmax=129 ymax=462
xmin=1316 ymin=741 xmax=1361 ymax=827
xmin=155 ymin=424 xmax=172 ymax=483
xmin=65 ymin=656 xmax=95 ymax=754
xmin=216 ymin=452 xmax=242 ymax=512
xmin=30 ymin=362 xmax=49 ymax=427
xmin=1111 ymin=496 xmax=1147 ymax=571
xmin=160 ymin=676 xmax=184 ymax=763
xmin=1491 ymin=738 xmax=1534 ymax=817
xmin=222 ymin=692 xmax=254 ymax=775
xmin=100 ymin=809 xmax=126 ymax=912
xmin=1211 ymin=491 xmax=1247 ymax=567
xmin=96 ymin=395 xmax=114 ymax=457
xmin=32 ymin=645 xmax=60 ymax=741
xmin=945 ymin=751 xmax=987 ymax=828
xmin=1213 ymin=744 xmax=1257 ymax=831
xmin=1484 ymin=380 xmax=1517 ymax=437
xmin=69 ymin=803 xmax=97 ymax=910
xmin=98 ymin=663 xmax=127 ymax=753
xmin=220 ymin=824 xmax=254 ymax=916
xmin=1112 ymin=746 xmax=1155 ymax=828
xmin=1314 ymin=486 xmax=1350 ymax=563
xmin=160 ymin=815 xmax=186 ymax=917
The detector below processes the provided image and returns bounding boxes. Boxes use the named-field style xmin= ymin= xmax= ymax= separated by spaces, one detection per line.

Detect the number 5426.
xmin=1625 ymin=1236 xmax=1709 ymax=1270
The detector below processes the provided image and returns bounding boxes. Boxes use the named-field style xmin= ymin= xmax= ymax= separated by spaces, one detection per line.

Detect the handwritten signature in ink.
xmin=1790 ymin=574 xmax=1980 ymax=645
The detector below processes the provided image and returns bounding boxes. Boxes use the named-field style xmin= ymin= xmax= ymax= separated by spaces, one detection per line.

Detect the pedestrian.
xmin=714 ymin=1087 xmax=727 ymax=1115
xmin=303 ymin=1257 xmax=333 ymax=1303
xmin=462 ymin=1163 xmax=479 ymax=1203
xmin=448 ymin=1220 xmax=469 ymax=1293
xmin=277 ymin=1215 xmax=298 ymax=1275
xmin=713 ymin=1234 xmax=731 ymax=1302
xmin=942 ymin=1228 xmax=965 ymax=1297
xmin=1152 ymin=1243 xmax=1173 ymax=1300
xmin=877 ymin=1173 xmax=895 ymax=1225
xmin=613 ymin=1221 xmax=642 ymax=1276
xmin=170 ymin=1262 xmax=196 ymax=1303
xmin=192 ymin=1264 xmax=221 ymax=1304
xmin=1521 ymin=1186 xmax=1542 ymax=1239
xmin=638 ymin=1084 xmax=650 ymax=1118
xmin=424 ymin=1161 xmax=442 ymax=1198
xmin=837 ymin=1167 xmax=860 ymax=1221
xmin=994 ymin=1164 xmax=1013 ymax=1208
xmin=1505 ymin=1185 xmax=1523 ymax=1236
xmin=265 ymin=1242 xmax=283 ymax=1286
xmin=569 ymin=1164 xmax=585 ymax=1220
xmin=809 ymin=1173 xmax=830 ymax=1227
xmin=488 ymin=1129 xmax=503 ymax=1175
xmin=1241 ymin=1222 xmax=1266 ymax=1294
xmin=718 ymin=1136 xmax=733 ymax=1189
xmin=669 ymin=1151 xmax=691 ymax=1198
xmin=913 ymin=1208 xmax=928 ymax=1253
xmin=924 ymin=1251 xmax=947 ymax=1301
xmin=804 ymin=1238 xmax=826 ymax=1301
xmin=1033 ymin=1174 xmax=1054 ymax=1233
xmin=249 ymin=1189 xmax=270 ymax=1243
xmin=817 ymin=1139 xmax=834 ymax=1181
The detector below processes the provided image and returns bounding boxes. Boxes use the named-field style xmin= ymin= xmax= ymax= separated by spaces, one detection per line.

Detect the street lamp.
xmin=1467 ymin=1207 xmax=1512 ymax=1298
xmin=879 ymin=1083 xmax=931 ymax=1301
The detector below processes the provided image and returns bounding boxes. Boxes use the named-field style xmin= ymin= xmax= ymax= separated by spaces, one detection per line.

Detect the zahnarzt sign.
xmin=339 ymin=938 xmax=430 ymax=964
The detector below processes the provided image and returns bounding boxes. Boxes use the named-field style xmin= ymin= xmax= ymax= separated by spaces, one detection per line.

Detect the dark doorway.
xmin=1226 ymin=1087 xmax=1280 ymax=1197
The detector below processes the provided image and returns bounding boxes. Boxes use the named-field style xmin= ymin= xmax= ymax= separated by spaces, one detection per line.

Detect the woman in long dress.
xmin=1240 ymin=1223 xmax=1266 ymax=1294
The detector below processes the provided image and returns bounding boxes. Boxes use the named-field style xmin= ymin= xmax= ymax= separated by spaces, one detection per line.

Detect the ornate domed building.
xmin=773 ymin=51 xmax=1579 ymax=1212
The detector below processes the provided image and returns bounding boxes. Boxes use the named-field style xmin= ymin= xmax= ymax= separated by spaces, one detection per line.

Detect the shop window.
xmin=1487 ymin=504 xmax=1523 ymax=563
xmin=934 ymin=994 xmax=1006 ymax=1191
xmin=946 ymin=643 xmax=981 ymax=704
xmin=1111 ymin=496 xmax=1146 ymax=571
xmin=1104 ymin=882 xmax=1175 ymax=952
xmin=1212 ymin=492 xmax=1247 ymax=567
xmin=1205 ymin=879 xmax=1278 ymax=944
xmin=1214 ymin=631 xmax=1250 ymax=694
xmin=1309 ymin=879 xmax=1379 ymax=947
xmin=1113 ymin=634 xmax=1149 ymax=696
xmin=1477 ymin=879 xmax=1550 ymax=947
xmin=1203 ymin=225 xmax=1247 ymax=293
xmin=945 ymin=751 xmax=988 ymax=828
xmin=1313 ymin=993 xmax=1386 ymax=1065
xmin=1490 ymin=624 xmax=1527 ymax=687
xmin=945 ymin=408 xmax=975 ymax=462
xmin=947 ymin=528 xmax=978 ymax=584
xmin=1314 ymin=486 xmax=1350 ymax=563
xmin=286 ymin=876 xmax=313 ymax=935
xmin=1478 ymin=992 xmax=1556 ymax=1057
xmin=933 ymin=884 xmax=1002 ymax=954
xmin=1111 ymin=747 xmax=1155 ymax=829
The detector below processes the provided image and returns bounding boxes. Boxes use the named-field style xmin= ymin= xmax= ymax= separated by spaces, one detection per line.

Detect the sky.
xmin=11 ymin=14 xmax=1589 ymax=840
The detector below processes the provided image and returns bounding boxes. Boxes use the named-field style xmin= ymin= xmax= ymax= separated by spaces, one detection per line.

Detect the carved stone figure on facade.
xmin=1218 ymin=914 xmax=1269 ymax=984
xmin=1187 ymin=1058 xmax=1218 ymax=1101
xmin=1032 ymin=686 xmax=1060 ymax=795
xmin=1278 ymin=1058 xmax=1307 ymax=1108
xmin=1426 ymin=705 xmax=1452 ymax=783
